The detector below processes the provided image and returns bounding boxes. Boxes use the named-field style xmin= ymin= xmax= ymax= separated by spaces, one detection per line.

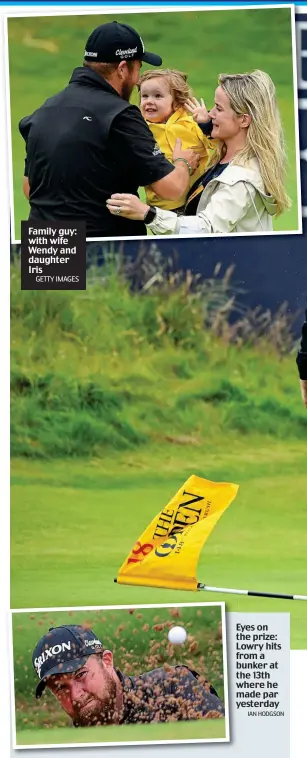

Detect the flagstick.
xmin=114 ymin=579 xmax=307 ymax=600
xmin=197 ymin=583 xmax=307 ymax=601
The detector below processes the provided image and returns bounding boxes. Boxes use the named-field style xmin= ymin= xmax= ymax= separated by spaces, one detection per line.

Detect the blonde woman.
xmin=107 ymin=70 xmax=291 ymax=235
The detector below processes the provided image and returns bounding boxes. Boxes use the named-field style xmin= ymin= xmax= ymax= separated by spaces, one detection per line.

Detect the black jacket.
xmin=19 ymin=67 xmax=173 ymax=238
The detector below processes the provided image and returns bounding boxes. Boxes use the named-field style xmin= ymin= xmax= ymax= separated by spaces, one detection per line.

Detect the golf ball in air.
xmin=168 ymin=626 xmax=187 ymax=645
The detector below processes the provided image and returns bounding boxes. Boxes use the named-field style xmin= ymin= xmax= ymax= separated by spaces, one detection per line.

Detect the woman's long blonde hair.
xmin=214 ymin=70 xmax=291 ymax=216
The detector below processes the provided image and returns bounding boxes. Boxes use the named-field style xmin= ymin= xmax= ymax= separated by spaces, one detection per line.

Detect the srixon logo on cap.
xmin=34 ymin=641 xmax=72 ymax=679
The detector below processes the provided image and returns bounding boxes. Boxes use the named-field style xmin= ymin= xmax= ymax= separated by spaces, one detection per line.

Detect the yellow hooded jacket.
xmin=145 ymin=107 xmax=215 ymax=211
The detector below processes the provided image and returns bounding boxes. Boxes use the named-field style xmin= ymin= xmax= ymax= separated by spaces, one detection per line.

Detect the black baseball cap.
xmin=32 ymin=625 xmax=104 ymax=699
xmin=84 ymin=21 xmax=162 ymax=66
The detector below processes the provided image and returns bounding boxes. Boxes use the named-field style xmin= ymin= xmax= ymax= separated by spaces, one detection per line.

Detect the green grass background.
xmin=7 ymin=7 xmax=299 ymax=238
xmin=16 ymin=721 xmax=226 ymax=747
xmin=12 ymin=605 xmax=225 ymax=744
xmin=10 ymin=263 xmax=307 ymax=649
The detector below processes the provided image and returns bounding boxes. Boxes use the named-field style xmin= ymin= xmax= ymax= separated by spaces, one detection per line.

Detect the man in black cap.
xmin=19 ymin=21 xmax=199 ymax=239
xmin=296 ymin=309 xmax=307 ymax=408
xmin=32 ymin=625 xmax=225 ymax=726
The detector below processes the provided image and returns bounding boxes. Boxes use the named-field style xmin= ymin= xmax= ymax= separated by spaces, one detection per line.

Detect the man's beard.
xmin=73 ymin=677 xmax=118 ymax=727
xmin=121 ymin=80 xmax=134 ymax=102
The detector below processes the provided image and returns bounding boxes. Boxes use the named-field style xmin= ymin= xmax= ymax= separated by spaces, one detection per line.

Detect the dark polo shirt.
xmin=119 ymin=665 xmax=225 ymax=723
xmin=19 ymin=67 xmax=174 ymax=238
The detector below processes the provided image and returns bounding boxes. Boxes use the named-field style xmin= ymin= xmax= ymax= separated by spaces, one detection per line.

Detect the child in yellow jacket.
xmin=138 ymin=69 xmax=216 ymax=212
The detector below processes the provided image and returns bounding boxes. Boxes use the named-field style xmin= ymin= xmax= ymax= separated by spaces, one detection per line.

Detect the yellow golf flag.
xmin=117 ymin=475 xmax=239 ymax=591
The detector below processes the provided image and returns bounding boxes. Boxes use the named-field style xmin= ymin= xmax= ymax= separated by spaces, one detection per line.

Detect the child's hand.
xmin=185 ymin=97 xmax=210 ymax=123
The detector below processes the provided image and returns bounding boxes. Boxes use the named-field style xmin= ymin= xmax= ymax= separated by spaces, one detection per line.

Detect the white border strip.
xmin=3 ymin=11 xmax=15 ymax=244
xmin=10 ymin=601 xmax=229 ymax=750
xmin=3 ymin=2 xmax=303 ymax=243
xmin=3 ymin=3 xmax=299 ymax=19
xmin=291 ymin=3 xmax=303 ymax=227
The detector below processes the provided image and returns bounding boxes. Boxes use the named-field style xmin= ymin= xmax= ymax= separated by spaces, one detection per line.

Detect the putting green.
xmin=16 ymin=718 xmax=226 ymax=746
xmin=11 ymin=440 xmax=307 ymax=648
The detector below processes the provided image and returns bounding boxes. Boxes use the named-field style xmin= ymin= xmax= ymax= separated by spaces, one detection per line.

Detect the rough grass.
xmin=10 ymin=262 xmax=306 ymax=459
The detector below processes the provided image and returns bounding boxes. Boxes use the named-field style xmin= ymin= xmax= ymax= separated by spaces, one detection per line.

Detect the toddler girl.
xmin=139 ymin=69 xmax=215 ymax=213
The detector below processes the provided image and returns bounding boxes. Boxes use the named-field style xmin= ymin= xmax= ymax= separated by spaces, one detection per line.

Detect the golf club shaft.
xmin=197 ymin=583 xmax=307 ymax=601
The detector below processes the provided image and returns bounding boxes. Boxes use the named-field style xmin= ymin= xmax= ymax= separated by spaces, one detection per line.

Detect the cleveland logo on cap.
xmin=84 ymin=638 xmax=103 ymax=648
xmin=115 ymin=46 xmax=138 ymax=57
xmin=83 ymin=21 xmax=162 ymax=67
